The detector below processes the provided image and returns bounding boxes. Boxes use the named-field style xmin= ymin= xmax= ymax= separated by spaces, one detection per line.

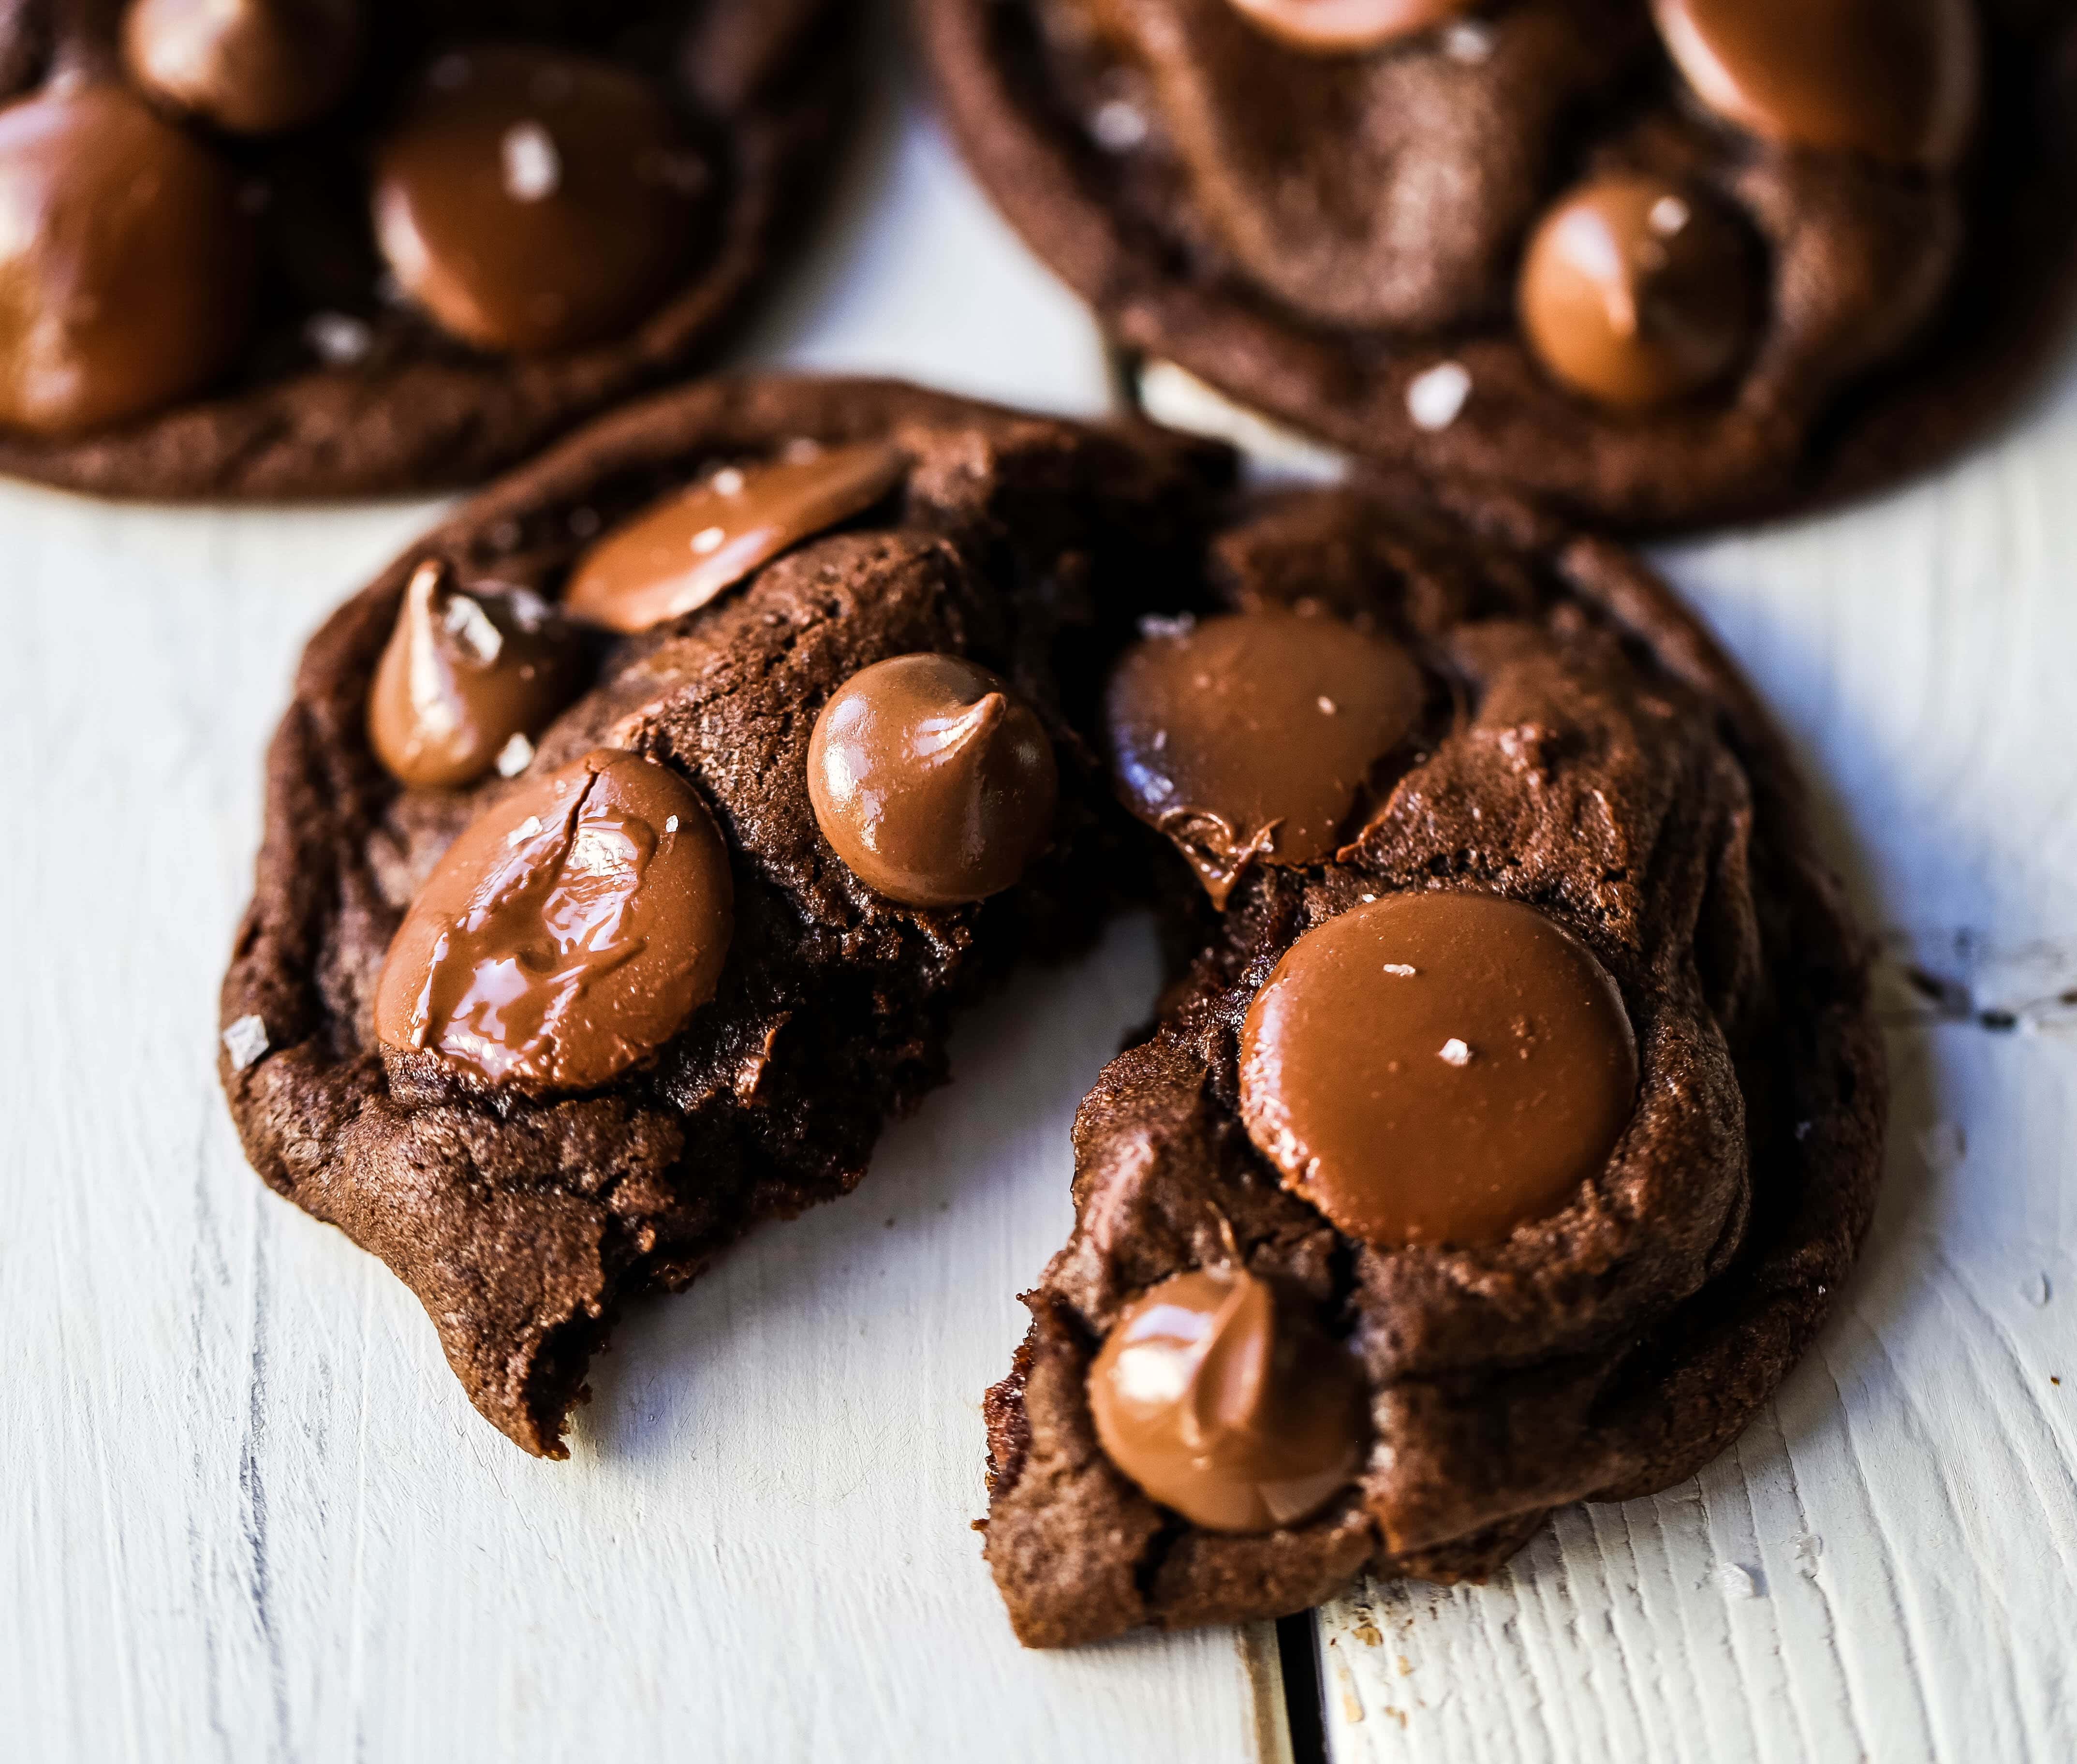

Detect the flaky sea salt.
xmin=1438 ymin=1038 xmax=1472 ymax=1066
xmin=444 ymin=594 xmax=503 ymax=663
xmin=711 ymin=468 xmax=746 ymax=496
xmin=691 ymin=526 xmax=726 ymax=555
xmin=664 ymin=815 xmax=681 ymax=835
xmin=1383 ymin=964 xmax=1416 ymax=977
xmin=1649 ymin=195 xmax=1691 ymax=235
xmin=1441 ymin=21 xmax=1493 ymax=62
xmin=496 ymin=734 xmax=534 ymax=777
xmin=223 ymin=1014 xmax=269 ymax=1072
xmin=304 ymin=312 xmax=372 ymax=365
xmin=1407 ymin=362 xmax=1471 ymax=431
xmin=1714 ymin=1561 xmax=1759 ymax=1600
xmin=509 ymin=814 xmax=544 ymax=847
xmin=501 ymin=122 xmax=561 ymax=202
xmin=1091 ymin=100 xmax=1148 ymax=152
xmin=1137 ymin=613 xmax=1196 ymax=641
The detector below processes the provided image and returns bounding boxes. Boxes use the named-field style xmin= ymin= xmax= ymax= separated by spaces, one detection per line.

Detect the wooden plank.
xmin=0 ymin=54 xmax=1285 ymax=1764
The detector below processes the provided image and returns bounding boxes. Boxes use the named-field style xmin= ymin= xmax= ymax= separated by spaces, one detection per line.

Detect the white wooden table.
xmin=4 ymin=25 xmax=2072 ymax=1764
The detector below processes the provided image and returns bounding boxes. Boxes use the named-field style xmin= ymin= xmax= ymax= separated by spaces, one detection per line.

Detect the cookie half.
xmin=919 ymin=0 xmax=2077 ymax=529
xmin=0 ymin=2 xmax=856 ymax=499
xmin=218 ymin=375 xmax=1229 ymax=1454
xmin=980 ymin=480 xmax=1886 ymax=1644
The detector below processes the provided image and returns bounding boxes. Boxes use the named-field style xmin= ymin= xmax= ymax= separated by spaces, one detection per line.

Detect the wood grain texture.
xmin=5 ymin=14 xmax=2072 ymax=1760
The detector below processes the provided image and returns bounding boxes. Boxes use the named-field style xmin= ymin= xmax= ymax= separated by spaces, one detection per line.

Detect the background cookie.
xmin=0 ymin=0 xmax=856 ymax=499
xmin=919 ymin=0 xmax=2077 ymax=530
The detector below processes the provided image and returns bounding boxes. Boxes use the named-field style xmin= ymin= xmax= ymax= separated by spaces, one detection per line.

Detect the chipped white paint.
xmin=5 ymin=16 xmax=2075 ymax=1763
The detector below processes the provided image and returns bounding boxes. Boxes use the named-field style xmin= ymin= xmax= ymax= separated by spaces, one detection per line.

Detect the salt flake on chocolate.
xmin=223 ymin=1014 xmax=269 ymax=1072
xmin=1407 ymin=362 xmax=1472 ymax=431
xmin=1438 ymin=1038 xmax=1472 ymax=1066
xmin=496 ymin=734 xmax=534 ymax=778
xmin=501 ymin=122 xmax=561 ymax=203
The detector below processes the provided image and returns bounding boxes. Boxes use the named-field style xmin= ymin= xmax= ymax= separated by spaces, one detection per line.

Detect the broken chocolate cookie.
xmin=980 ymin=478 xmax=1885 ymax=1644
xmin=218 ymin=374 xmax=1230 ymax=1455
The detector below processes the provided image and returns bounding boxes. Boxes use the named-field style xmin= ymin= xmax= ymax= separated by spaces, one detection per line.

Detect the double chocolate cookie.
xmin=218 ymin=375 xmax=1228 ymax=1454
xmin=0 ymin=2 xmax=854 ymax=498
xmin=920 ymin=0 xmax=2077 ymax=529
xmin=979 ymin=480 xmax=1886 ymax=1643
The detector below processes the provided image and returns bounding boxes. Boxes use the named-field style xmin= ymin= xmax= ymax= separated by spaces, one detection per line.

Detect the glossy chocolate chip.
xmin=374 ymin=750 xmax=733 ymax=1091
xmin=366 ymin=559 xmax=587 ymax=790
xmin=0 ymin=83 xmax=253 ymax=437
xmin=1224 ymin=0 xmax=1474 ymax=55
xmin=1088 ymin=1266 xmax=1369 ymax=1533
xmin=1106 ymin=608 xmax=1424 ymax=906
xmin=1651 ymin=0 xmax=1979 ymax=169
xmin=1517 ymin=175 xmax=1758 ymax=412
xmin=371 ymin=44 xmax=704 ymax=355
xmin=562 ymin=441 xmax=908 ymax=634
xmin=807 ymin=653 xmax=1059 ymax=908
xmin=1239 ymin=892 xmax=1639 ymax=1248
xmin=122 ymin=0 xmax=362 ymax=135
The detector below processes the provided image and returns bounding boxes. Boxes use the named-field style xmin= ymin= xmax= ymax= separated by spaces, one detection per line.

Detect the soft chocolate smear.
xmin=371 ymin=44 xmax=703 ymax=355
xmin=374 ymin=750 xmax=733 ymax=1091
xmin=562 ymin=442 xmax=908 ymax=633
xmin=1651 ymin=0 xmax=1980 ymax=169
xmin=1087 ymin=1265 xmax=1368 ymax=1533
xmin=1223 ymin=0 xmax=1473 ymax=55
xmin=1239 ymin=892 xmax=1638 ymax=1247
xmin=0 ymin=83 xmax=252 ymax=437
xmin=1517 ymin=174 xmax=1759 ymax=411
xmin=122 ymin=0 xmax=363 ymax=135
xmin=1080 ymin=0 xmax=1645 ymax=330
xmin=807 ymin=652 xmax=1059 ymax=908
xmin=366 ymin=559 xmax=586 ymax=790
xmin=1105 ymin=607 xmax=1423 ymax=906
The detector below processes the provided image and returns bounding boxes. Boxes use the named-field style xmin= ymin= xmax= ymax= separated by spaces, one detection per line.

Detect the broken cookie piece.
xmin=981 ymin=478 xmax=1885 ymax=1644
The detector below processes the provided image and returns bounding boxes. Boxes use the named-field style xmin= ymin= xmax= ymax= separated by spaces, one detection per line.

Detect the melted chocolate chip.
xmin=1651 ymin=0 xmax=1980 ymax=169
xmin=1517 ymin=175 xmax=1758 ymax=412
xmin=562 ymin=442 xmax=908 ymax=634
xmin=1239 ymin=893 xmax=1638 ymax=1248
xmin=122 ymin=0 xmax=363 ymax=135
xmin=1105 ymin=608 xmax=1424 ymax=906
xmin=1223 ymin=0 xmax=1473 ymax=55
xmin=366 ymin=559 xmax=586 ymax=790
xmin=807 ymin=653 xmax=1059 ymax=908
xmin=373 ymin=749 xmax=733 ymax=1091
xmin=371 ymin=44 xmax=703 ymax=355
xmin=1087 ymin=1266 xmax=1368 ymax=1534
xmin=0 ymin=83 xmax=253 ymax=437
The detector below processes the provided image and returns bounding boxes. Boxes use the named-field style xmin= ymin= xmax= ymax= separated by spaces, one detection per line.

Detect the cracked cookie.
xmin=0 ymin=1 xmax=856 ymax=498
xmin=918 ymin=0 xmax=2077 ymax=529
xmin=979 ymin=479 xmax=1886 ymax=1644
xmin=217 ymin=374 xmax=1229 ymax=1454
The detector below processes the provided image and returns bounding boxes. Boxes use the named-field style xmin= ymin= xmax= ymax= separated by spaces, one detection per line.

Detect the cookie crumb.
xmin=223 ymin=1014 xmax=269 ymax=1072
xmin=1407 ymin=362 xmax=1471 ymax=431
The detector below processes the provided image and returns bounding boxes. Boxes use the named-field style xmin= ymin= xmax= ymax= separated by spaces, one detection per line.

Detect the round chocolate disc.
xmin=366 ymin=560 xmax=586 ymax=790
xmin=807 ymin=653 xmax=1059 ymax=909
xmin=1517 ymin=175 xmax=1759 ymax=412
xmin=371 ymin=44 xmax=703 ymax=355
xmin=1223 ymin=0 xmax=1474 ymax=55
xmin=1239 ymin=892 xmax=1639 ymax=1248
xmin=1088 ymin=1266 xmax=1369 ymax=1534
xmin=0 ymin=83 xmax=253 ymax=438
xmin=562 ymin=442 xmax=908 ymax=634
xmin=1651 ymin=0 xmax=1980 ymax=169
xmin=374 ymin=749 xmax=733 ymax=1091
xmin=122 ymin=0 xmax=363 ymax=136
xmin=1105 ymin=608 xmax=1424 ymax=905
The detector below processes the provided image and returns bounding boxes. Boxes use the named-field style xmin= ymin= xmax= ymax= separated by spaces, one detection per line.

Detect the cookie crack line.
xmin=216 ymin=377 xmax=1881 ymax=1651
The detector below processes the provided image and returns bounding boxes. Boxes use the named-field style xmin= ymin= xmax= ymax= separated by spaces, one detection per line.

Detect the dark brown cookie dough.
xmin=918 ymin=0 xmax=2077 ymax=530
xmin=0 ymin=2 xmax=857 ymax=499
xmin=218 ymin=375 xmax=1231 ymax=1455
xmin=980 ymin=479 xmax=1886 ymax=1645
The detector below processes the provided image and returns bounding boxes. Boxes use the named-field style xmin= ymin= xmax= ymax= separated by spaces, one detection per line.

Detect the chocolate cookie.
xmin=218 ymin=375 xmax=1228 ymax=1455
xmin=979 ymin=480 xmax=1886 ymax=1644
xmin=918 ymin=0 xmax=2077 ymax=529
xmin=0 ymin=2 xmax=855 ymax=499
